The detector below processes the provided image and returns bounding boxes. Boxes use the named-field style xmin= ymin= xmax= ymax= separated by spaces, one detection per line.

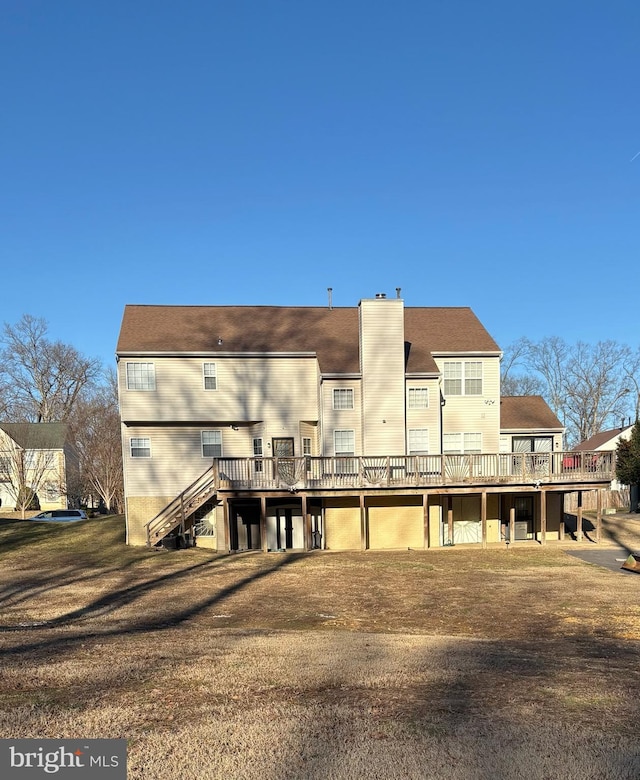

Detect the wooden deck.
xmin=214 ymin=451 xmax=615 ymax=492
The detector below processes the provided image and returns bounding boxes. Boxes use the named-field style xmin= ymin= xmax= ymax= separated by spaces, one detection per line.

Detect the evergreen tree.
xmin=616 ymin=421 xmax=640 ymax=512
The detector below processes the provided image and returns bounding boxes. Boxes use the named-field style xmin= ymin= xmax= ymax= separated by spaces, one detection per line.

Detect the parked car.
xmin=31 ymin=509 xmax=88 ymax=522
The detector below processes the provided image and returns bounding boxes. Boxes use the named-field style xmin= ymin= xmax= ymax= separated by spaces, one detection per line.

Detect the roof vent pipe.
xmin=327 ymin=287 xmax=333 ymax=310
xmin=375 ymin=292 xmax=386 ymax=299
xmin=396 ymin=287 xmax=401 ymax=298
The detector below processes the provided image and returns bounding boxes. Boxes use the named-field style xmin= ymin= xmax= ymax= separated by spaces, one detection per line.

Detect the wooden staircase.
xmin=145 ymin=466 xmax=217 ymax=546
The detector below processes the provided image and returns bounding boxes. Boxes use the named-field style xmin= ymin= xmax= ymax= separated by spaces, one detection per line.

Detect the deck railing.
xmin=213 ymin=451 xmax=615 ymax=491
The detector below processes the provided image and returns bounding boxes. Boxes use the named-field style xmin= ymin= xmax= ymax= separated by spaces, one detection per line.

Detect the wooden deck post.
xmin=222 ymin=497 xmax=230 ymax=552
xmin=423 ymin=494 xmax=429 ymax=549
xmin=301 ymin=494 xmax=310 ymax=551
xmin=576 ymin=491 xmax=583 ymax=542
xmin=260 ymin=496 xmax=268 ymax=552
xmin=509 ymin=506 xmax=515 ymax=543
xmin=540 ymin=490 xmax=546 ymax=546
xmin=481 ymin=491 xmax=487 ymax=549
xmin=360 ymin=494 xmax=367 ymax=551
xmin=447 ymin=496 xmax=454 ymax=545
xmin=596 ymin=489 xmax=602 ymax=544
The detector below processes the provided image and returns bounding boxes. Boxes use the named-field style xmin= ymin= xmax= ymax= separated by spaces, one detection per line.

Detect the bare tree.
xmin=70 ymin=370 xmax=123 ymax=512
xmin=1 ymin=314 xmax=102 ymax=422
xmin=562 ymin=341 xmax=632 ymax=443
xmin=524 ymin=336 xmax=570 ymax=422
xmin=502 ymin=335 xmax=638 ymax=446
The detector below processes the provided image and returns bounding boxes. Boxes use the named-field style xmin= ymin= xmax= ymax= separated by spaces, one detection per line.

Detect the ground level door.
xmin=506 ymin=496 xmax=534 ymax=540
xmin=229 ymin=501 xmax=261 ymax=551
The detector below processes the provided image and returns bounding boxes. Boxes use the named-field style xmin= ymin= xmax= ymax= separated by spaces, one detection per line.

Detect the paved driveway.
xmin=566 ymin=546 xmax=640 ymax=575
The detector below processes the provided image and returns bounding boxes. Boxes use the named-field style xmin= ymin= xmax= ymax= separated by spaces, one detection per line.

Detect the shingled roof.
xmin=116 ymin=304 xmax=501 ymax=374
xmin=500 ymin=396 xmax=564 ymax=431
xmin=573 ymin=425 xmax=634 ymax=451
xmin=0 ymin=422 xmax=69 ymax=450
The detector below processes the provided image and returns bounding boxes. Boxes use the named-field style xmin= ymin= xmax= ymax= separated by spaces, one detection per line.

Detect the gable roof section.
xmin=116 ymin=304 xmax=501 ymax=374
xmin=573 ymin=425 xmax=634 ymax=452
xmin=0 ymin=422 xmax=68 ymax=450
xmin=500 ymin=396 xmax=564 ymax=431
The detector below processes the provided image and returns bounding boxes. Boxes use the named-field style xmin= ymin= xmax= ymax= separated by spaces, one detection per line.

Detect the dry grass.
xmin=0 ymin=513 xmax=639 ymax=779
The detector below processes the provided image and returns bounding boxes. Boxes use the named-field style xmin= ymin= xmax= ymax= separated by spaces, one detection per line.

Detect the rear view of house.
xmin=116 ymin=294 xmax=614 ymax=550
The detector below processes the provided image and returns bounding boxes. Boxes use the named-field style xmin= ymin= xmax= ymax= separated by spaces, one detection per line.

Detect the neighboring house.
xmin=573 ymin=424 xmax=634 ymax=494
xmin=0 ymin=422 xmax=79 ymax=513
xmin=116 ymin=294 xmax=614 ymax=550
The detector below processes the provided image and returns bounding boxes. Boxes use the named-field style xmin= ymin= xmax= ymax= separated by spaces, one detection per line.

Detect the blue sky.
xmin=1 ymin=0 xmax=639 ymax=369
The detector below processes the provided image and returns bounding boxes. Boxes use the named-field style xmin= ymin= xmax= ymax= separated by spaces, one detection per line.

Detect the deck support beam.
xmin=260 ymin=496 xmax=268 ymax=552
xmin=577 ymin=492 xmax=583 ymax=542
xmin=481 ymin=491 xmax=487 ymax=549
xmin=360 ymin=494 xmax=367 ymax=551
xmin=423 ymin=494 xmax=429 ymax=549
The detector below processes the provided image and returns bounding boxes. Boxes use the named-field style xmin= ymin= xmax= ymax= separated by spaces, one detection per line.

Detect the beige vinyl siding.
xmin=324 ymin=497 xmax=361 ymax=550
xmin=435 ymin=355 xmax=501 ymax=452
xmin=119 ymin=355 xmax=320 ymax=423
xmin=359 ymin=298 xmax=406 ymax=455
xmin=368 ymin=496 xmax=424 ymax=549
xmin=405 ymin=379 xmax=441 ymax=454
xmin=300 ymin=421 xmax=319 ymax=454
xmin=547 ymin=493 xmax=563 ymax=540
xmin=321 ymin=380 xmax=362 ymax=455
xmin=123 ymin=425 xmax=248 ymax=496
xmin=429 ymin=502 xmax=441 ymax=547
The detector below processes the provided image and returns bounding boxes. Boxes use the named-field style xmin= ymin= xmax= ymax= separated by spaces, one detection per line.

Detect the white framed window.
xmin=443 ymin=361 xmax=483 ymax=396
xmin=333 ymin=388 xmax=354 ymax=410
xmin=443 ymin=432 xmax=482 ymax=454
xmin=334 ymin=429 xmax=355 ymax=456
xmin=464 ymin=362 xmax=483 ymax=395
xmin=464 ymin=432 xmax=482 ymax=453
xmin=253 ymin=437 xmax=263 ymax=472
xmin=408 ymin=429 xmax=429 ymax=455
xmin=408 ymin=388 xmax=429 ymax=408
xmin=126 ymin=362 xmax=156 ymax=391
xmin=203 ymin=362 xmax=217 ymax=390
xmin=201 ymin=430 xmax=222 ymax=458
xmin=130 ymin=437 xmax=151 ymax=458
xmin=302 ymin=437 xmax=312 ymax=456
xmin=443 ymin=363 xmax=462 ymax=396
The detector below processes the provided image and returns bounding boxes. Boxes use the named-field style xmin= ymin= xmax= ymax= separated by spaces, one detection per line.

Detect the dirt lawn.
xmin=0 ymin=513 xmax=639 ymax=779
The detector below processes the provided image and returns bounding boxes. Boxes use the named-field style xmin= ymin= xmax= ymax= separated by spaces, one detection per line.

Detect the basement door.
xmin=507 ymin=496 xmax=534 ymax=541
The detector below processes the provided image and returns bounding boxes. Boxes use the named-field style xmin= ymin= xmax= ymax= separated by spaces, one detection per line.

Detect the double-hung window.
xmin=253 ymin=437 xmax=263 ymax=473
xmin=443 ymin=432 xmax=482 ymax=454
xmin=334 ymin=429 xmax=356 ymax=474
xmin=201 ymin=430 xmax=222 ymax=458
xmin=126 ymin=362 xmax=156 ymax=391
xmin=443 ymin=361 xmax=482 ymax=396
xmin=334 ymin=429 xmax=355 ymax=456
xmin=408 ymin=428 xmax=429 ymax=455
xmin=130 ymin=437 xmax=151 ymax=458
xmin=333 ymin=388 xmax=354 ymax=410
xmin=408 ymin=388 xmax=429 ymax=408
xmin=203 ymin=363 xmax=217 ymax=390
